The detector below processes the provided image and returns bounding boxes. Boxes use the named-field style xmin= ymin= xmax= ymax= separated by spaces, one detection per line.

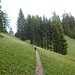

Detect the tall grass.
xmin=0 ymin=33 xmax=36 ymax=75
xmin=0 ymin=33 xmax=75 ymax=75
xmin=38 ymin=48 xmax=75 ymax=75
xmin=65 ymin=36 xmax=75 ymax=58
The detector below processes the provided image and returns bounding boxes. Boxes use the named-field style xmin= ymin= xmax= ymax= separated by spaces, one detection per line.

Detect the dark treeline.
xmin=15 ymin=9 xmax=69 ymax=55
xmin=62 ymin=12 xmax=75 ymax=38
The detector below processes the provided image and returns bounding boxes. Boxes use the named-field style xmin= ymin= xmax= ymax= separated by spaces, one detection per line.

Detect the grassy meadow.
xmin=0 ymin=33 xmax=36 ymax=75
xmin=36 ymin=35 xmax=75 ymax=75
xmin=65 ymin=36 xmax=75 ymax=58
xmin=38 ymin=48 xmax=75 ymax=75
xmin=0 ymin=33 xmax=75 ymax=75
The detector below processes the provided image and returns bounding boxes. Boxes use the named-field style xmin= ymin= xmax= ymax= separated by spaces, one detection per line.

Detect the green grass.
xmin=25 ymin=40 xmax=31 ymax=44
xmin=0 ymin=33 xmax=36 ymax=75
xmin=65 ymin=36 xmax=75 ymax=58
xmin=37 ymin=36 xmax=75 ymax=75
xmin=37 ymin=48 xmax=75 ymax=75
xmin=0 ymin=33 xmax=75 ymax=75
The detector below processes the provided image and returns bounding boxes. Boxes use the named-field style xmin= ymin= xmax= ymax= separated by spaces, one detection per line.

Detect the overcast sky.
xmin=1 ymin=0 xmax=75 ymax=33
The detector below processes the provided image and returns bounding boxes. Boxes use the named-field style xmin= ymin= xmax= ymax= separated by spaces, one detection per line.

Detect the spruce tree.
xmin=0 ymin=0 xmax=3 ymax=32
xmin=51 ymin=12 xmax=68 ymax=55
xmin=16 ymin=8 xmax=26 ymax=40
xmin=26 ymin=15 xmax=33 ymax=43
xmin=62 ymin=12 xmax=75 ymax=39
xmin=37 ymin=17 xmax=43 ymax=47
xmin=0 ymin=0 xmax=9 ymax=33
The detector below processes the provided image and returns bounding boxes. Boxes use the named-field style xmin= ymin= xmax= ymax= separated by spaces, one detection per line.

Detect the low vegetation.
xmin=0 ymin=33 xmax=4 ymax=38
xmin=65 ymin=36 xmax=75 ymax=58
xmin=0 ymin=33 xmax=36 ymax=75
xmin=37 ymin=35 xmax=75 ymax=75
xmin=38 ymin=48 xmax=75 ymax=75
xmin=0 ymin=33 xmax=75 ymax=75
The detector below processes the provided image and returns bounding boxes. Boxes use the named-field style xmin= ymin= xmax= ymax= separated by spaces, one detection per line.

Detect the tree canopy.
xmin=16 ymin=10 xmax=68 ymax=55
xmin=0 ymin=0 xmax=10 ymax=33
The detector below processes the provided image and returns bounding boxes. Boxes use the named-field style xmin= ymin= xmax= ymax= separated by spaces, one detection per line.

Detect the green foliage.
xmin=51 ymin=12 xmax=68 ymax=55
xmin=16 ymin=14 xmax=53 ymax=50
xmin=26 ymin=14 xmax=33 ymax=43
xmin=16 ymin=8 xmax=26 ymax=40
xmin=38 ymin=48 xmax=75 ymax=75
xmin=16 ymin=11 xmax=68 ymax=55
xmin=25 ymin=40 xmax=31 ymax=44
xmin=62 ymin=12 xmax=75 ymax=39
xmin=0 ymin=33 xmax=75 ymax=75
xmin=0 ymin=33 xmax=36 ymax=75
xmin=0 ymin=1 xmax=10 ymax=33
xmin=0 ymin=11 xmax=4 ymax=32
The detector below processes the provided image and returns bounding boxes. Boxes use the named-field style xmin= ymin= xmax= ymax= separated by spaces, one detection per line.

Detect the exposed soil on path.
xmin=34 ymin=50 xmax=44 ymax=75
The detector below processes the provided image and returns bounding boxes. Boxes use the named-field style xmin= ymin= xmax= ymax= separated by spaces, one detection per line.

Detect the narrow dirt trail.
xmin=34 ymin=50 xmax=44 ymax=75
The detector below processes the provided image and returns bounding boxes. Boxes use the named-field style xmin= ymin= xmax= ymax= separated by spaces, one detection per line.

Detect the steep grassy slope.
xmin=0 ymin=33 xmax=36 ymax=75
xmin=38 ymin=48 xmax=75 ymax=75
xmin=37 ymin=36 xmax=75 ymax=75
xmin=0 ymin=33 xmax=75 ymax=75
xmin=65 ymin=36 xmax=75 ymax=58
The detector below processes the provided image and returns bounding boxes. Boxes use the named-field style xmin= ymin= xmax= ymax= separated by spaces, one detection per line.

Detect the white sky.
xmin=1 ymin=0 xmax=75 ymax=33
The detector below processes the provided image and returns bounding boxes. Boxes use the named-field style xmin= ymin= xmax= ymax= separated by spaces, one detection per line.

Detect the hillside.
xmin=65 ymin=36 xmax=75 ymax=58
xmin=0 ymin=33 xmax=36 ymax=75
xmin=36 ymin=35 xmax=75 ymax=75
xmin=37 ymin=48 xmax=75 ymax=75
xmin=0 ymin=33 xmax=75 ymax=75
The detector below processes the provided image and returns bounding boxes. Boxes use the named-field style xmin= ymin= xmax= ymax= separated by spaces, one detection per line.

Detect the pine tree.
xmin=42 ymin=15 xmax=47 ymax=49
xmin=62 ymin=12 xmax=75 ymax=39
xmin=26 ymin=15 xmax=33 ymax=43
xmin=0 ymin=0 xmax=9 ymax=33
xmin=0 ymin=0 xmax=3 ymax=32
xmin=16 ymin=8 xmax=26 ymax=40
xmin=36 ymin=17 xmax=43 ymax=47
xmin=3 ymin=12 xmax=10 ymax=33
xmin=48 ymin=19 xmax=53 ymax=50
xmin=33 ymin=15 xmax=40 ymax=46
xmin=51 ymin=12 xmax=68 ymax=55
xmin=15 ymin=11 xmax=68 ymax=55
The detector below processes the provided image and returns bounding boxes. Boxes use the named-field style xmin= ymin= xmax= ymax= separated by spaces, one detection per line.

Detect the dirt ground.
xmin=34 ymin=50 xmax=44 ymax=75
